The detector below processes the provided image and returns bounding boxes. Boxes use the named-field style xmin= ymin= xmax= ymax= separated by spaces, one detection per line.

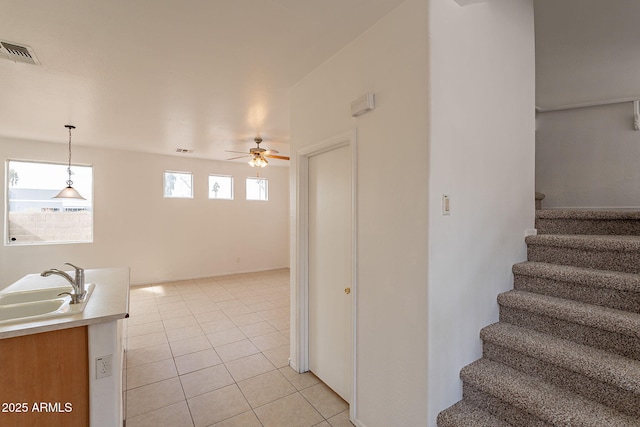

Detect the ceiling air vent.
xmin=175 ymin=148 xmax=194 ymax=154
xmin=0 ymin=40 xmax=40 ymax=65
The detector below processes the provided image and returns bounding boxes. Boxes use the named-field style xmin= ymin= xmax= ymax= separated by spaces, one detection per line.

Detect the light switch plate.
xmin=442 ymin=194 xmax=451 ymax=215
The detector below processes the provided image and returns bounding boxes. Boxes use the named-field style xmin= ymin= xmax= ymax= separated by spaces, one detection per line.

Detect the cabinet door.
xmin=0 ymin=327 xmax=89 ymax=427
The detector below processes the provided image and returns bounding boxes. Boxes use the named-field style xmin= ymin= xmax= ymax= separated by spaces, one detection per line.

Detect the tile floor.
xmin=124 ymin=268 xmax=353 ymax=427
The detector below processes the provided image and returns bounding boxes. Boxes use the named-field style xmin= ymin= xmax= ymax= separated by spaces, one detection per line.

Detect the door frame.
xmin=295 ymin=129 xmax=358 ymax=416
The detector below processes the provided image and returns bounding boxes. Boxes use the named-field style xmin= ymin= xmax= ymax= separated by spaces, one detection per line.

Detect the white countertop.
xmin=0 ymin=267 xmax=130 ymax=339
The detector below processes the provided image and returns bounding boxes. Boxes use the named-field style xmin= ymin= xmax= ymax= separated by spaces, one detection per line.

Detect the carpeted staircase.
xmin=437 ymin=196 xmax=640 ymax=426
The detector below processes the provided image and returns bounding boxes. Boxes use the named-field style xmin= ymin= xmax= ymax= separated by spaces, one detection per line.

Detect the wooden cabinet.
xmin=0 ymin=267 xmax=129 ymax=427
xmin=0 ymin=327 xmax=89 ymax=427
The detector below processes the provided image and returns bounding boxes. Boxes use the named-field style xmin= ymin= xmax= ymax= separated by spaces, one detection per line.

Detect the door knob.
xmin=344 ymin=287 xmax=351 ymax=294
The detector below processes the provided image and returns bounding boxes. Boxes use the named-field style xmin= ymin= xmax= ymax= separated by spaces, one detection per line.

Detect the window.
xmin=209 ymin=175 xmax=233 ymax=200
xmin=246 ymin=177 xmax=268 ymax=201
xmin=164 ymin=171 xmax=193 ymax=198
xmin=6 ymin=160 xmax=93 ymax=245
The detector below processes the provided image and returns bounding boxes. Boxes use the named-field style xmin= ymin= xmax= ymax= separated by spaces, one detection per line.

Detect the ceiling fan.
xmin=225 ymin=137 xmax=290 ymax=168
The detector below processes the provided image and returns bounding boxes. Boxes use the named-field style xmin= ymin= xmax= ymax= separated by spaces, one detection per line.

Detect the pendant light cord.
xmin=65 ymin=125 xmax=76 ymax=187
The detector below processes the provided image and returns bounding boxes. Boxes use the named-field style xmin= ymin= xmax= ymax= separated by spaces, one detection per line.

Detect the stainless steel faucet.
xmin=41 ymin=262 xmax=86 ymax=304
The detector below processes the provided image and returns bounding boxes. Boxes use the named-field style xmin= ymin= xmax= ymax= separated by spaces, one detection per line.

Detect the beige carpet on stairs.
xmin=437 ymin=197 xmax=640 ymax=427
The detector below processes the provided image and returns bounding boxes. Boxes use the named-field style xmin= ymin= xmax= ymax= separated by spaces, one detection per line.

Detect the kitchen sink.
xmin=0 ymin=298 xmax=69 ymax=323
xmin=0 ymin=283 xmax=96 ymax=325
xmin=0 ymin=286 xmax=74 ymax=305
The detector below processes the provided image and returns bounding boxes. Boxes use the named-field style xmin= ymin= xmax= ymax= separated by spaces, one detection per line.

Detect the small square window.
xmin=209 ymin=175 xmax=233 ymax=200
xmin=246 ymin=177 xmax=268 ymax=201
xmin=164 ymin=171 xmax=193 ymax=198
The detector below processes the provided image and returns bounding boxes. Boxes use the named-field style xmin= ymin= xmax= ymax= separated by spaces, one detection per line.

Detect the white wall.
xmin=535 ymin=1 xmax=640 ymax=208
xmin=536 ymin=103 xmax=640 ymax=208
xmin=535 ymin=0 xmax=640 ymax=108
xmin=290 ymin=0 xmax=429 ymax=425
xmin=428 ymin=0 xmax=535 ymax=424
xmin=0 ymin=137 xmax=289 ymax=288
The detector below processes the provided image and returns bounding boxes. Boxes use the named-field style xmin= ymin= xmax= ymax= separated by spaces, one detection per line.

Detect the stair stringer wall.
xmin=427 ymin=0 xmax=536 ymax=424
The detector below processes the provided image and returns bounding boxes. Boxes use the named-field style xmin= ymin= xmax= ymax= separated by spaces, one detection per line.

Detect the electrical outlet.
xmin=96 ymin=354 xmax=113 ymax=379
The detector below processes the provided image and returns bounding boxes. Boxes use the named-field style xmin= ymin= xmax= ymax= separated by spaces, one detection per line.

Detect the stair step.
xmin=513 ymin=261 xmax=640 ymax=313
xmin=526 ymin=234 xmax=640 ymax=274
xmin=498 ymin=290 xmax=640 ymax=360
xmin=481 ymin=323 xmax=640 ymax=417
xmin=437 ymin=206 xmax=640 ymax=425
xmin=461 ymin=359 xmax=639 ymax=426
xmin=436 ymin=400 xmax=513 ymax=427
xmin=536 ymin=209 xmax=640 ymax=235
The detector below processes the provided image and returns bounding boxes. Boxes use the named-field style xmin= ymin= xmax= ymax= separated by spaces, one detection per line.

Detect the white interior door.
xmin=308 ymin=143 xmax=352 ymax=402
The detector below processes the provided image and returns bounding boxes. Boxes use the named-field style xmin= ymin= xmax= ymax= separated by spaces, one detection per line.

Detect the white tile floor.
xmin=125 ymin=269 xmax=353 ymax=427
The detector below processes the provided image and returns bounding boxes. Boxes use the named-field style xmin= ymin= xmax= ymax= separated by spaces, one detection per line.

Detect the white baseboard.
xmin=129 ymin=266 xmax=290 ymax=287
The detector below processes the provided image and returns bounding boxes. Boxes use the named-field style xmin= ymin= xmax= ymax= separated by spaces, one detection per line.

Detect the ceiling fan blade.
xmin=225 ymin=150 xmax=249 ymax=154
xmin=226 ymin=155 xmax=251 ymax=160
xmin=265 ymin=154 xmax=290 ymax=160
xmin=264 ymin=148 xmax=280 ymax=154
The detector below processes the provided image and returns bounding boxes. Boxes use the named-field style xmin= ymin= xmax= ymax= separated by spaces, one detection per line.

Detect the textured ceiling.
xmin=0 ymin=0 xmax=405 ymax=162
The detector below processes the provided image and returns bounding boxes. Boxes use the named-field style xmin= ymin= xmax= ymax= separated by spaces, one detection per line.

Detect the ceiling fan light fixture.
xmin=249 ymin=155 xmax=268 ymax=168
xmin=225 ymin=136 xmax=289 ymax=165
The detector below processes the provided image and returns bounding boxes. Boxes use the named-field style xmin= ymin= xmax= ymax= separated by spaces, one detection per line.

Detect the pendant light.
xmin=53 ymin=125 xmax=85 ymax=200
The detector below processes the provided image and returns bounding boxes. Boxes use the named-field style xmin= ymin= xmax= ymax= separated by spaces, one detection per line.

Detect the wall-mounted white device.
xmin=442 ymin=194 xmax=451 ymax=215
xmin=454 ymin=0 xmax=489 ymax=5
xmin=351 ymin=93 xmax=375 ymax=117
xmin=96 ymin=354 xmax=113 ymax=379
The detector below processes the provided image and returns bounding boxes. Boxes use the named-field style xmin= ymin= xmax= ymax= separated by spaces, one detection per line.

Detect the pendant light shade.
xmin=53 ymin=125 xmax=85 ymax=200
xmin=53 ymin=185 xmax=85 ymax=199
